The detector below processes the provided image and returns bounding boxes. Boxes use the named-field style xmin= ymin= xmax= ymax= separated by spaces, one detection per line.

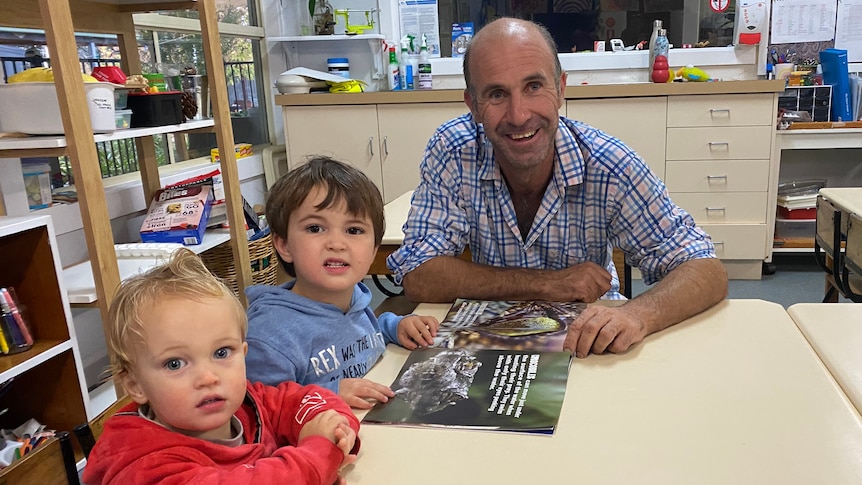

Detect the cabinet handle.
xmin=709 ymin=108 xmax=731 ymax=115
xmin=707 ymin=175 xmax=728 ymax=182
xmin=368 ymin=137 xmax=374 ymax=156
xmin=705 ymin=207 xmax=727 ymax=213
xmin=713 ymin=241 xmax=725 ymax=246
xmin=383 ymin=136 xmax=389 ymax=156
xmin=708 ymin=142 xmax=729 ymax=149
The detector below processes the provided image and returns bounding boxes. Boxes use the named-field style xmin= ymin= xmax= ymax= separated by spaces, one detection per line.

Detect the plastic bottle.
xmin=648 ymin=19 xmax=663 ymax=73
xmin=387 ymin=46 xmax=400 ymax=91
xmin=418 ymin=34 xmax=432 ymax=90
xmin=399 ymin=36 xmax=413 ymax=90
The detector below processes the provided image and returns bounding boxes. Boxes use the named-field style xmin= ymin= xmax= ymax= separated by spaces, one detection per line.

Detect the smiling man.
xmin=387 ymin=18 xmax=727 ymax=358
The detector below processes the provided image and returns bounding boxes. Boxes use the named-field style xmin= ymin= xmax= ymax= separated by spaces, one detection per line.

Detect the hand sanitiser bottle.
xmin=418 ymin=34 xmax=432 ymax=90
xmin=399 ymin=36 xmax=412 ymax=90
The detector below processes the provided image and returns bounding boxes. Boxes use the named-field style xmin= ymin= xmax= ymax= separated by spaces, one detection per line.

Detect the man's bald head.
xmin=463 ymin=18 xmax=562 ymax=98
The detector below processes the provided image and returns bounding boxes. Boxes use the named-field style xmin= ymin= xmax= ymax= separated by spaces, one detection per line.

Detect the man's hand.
xmin=563 ymin=305 xmax=648 ymax=358
xmin=546 ymin=262 xmax=613 ymax=302
xmin=397 ymin=315 xmax=440 ymax=349
xmin=339 ymin=378 xmax=395 ymax=409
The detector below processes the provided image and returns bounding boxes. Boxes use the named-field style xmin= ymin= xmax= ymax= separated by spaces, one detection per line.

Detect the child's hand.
xmin=333 ymin=422 xmax=356 ymax=458
xmin=297 ymin=409 xmax=349 ymax=444
xmin=397 ymin=315 xmax=439 ymax=349
xmin=332 ymin=451 xmax=357 ymax=485
xmin=339 ymin=378 xmax=395 ymax=409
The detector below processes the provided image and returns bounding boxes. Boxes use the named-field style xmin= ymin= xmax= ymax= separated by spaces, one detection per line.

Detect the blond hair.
xmin=106 ymin=248 xmax=247 ymax=378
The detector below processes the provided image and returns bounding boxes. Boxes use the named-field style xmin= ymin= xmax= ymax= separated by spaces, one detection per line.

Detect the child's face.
xmin=274 ymin=185 xmax=378 ymax=309
xmin=122 ymin=295 xmax=248 ymax=441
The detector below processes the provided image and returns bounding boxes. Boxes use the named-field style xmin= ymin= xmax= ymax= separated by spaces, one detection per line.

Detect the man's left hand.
xmin=563 ymin=305 xmax=648 ymax=358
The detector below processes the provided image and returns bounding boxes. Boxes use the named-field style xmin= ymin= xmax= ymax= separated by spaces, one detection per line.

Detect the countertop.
xmin=275 ymin=79 xmax=787 ymax=106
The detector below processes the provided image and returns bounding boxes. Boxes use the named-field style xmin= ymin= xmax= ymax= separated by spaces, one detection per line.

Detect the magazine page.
xmin=433 ymin=300 xmax=586 ymax=351
xmin=363 ymin=348 xmax=572 ymax=434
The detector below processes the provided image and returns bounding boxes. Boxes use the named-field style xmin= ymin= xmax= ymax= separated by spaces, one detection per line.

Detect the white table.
xmin=788 ymin=303 xmax=862 ymax=416
xmin=347 ymin=300 xmax=862 ymax=484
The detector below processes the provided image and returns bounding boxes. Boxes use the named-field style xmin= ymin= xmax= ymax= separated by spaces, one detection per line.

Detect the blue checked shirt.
xmin=387 ymin=114 xmax=716 ymax=300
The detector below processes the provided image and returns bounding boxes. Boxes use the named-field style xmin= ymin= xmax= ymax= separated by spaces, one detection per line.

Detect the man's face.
xmin=464 ymin=31 xmax=566 ymax=173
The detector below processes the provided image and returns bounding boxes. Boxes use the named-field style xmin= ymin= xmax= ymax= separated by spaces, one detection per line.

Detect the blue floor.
xmin=631 ymin=253 xmax=847 ymax=307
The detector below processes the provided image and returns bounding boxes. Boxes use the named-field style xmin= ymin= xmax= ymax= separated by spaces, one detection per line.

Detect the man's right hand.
xmin=546 ymin=262 xmax=613 ymax=302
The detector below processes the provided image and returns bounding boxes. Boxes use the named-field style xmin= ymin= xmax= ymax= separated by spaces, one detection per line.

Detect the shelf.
xmin=0 ymin=339 xmax=73 ymax=383
xmin=63 ymin=228 xmax=231 ymax=304
xmin=267 ymin=34 xmax=385 ymax=42
xmin=777 ymin=128 xmax=862 ymax=150
xmin=0 ymin=119 xmax=215 ymax=153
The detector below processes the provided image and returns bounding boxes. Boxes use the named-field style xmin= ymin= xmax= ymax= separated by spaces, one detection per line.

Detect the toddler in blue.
xmin=246 ymin=156 xmax=439 ymax=409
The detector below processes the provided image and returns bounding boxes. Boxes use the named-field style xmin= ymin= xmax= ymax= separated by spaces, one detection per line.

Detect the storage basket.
xmin=200 ymin=233 xmax=279 ymax=295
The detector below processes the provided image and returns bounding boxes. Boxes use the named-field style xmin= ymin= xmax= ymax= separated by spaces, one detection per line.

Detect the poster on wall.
xmin=770 ymin=0 xmax=837 ymax=44
xmin=398 ymin=0 xmax=441 ymax=56
xmin=835 ymin=0 xmax=862 ymax=62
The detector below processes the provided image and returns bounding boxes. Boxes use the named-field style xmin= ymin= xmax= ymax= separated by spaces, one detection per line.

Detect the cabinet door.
xmin=283 ymin=105 xmax=383 ymax=192
xmin=567 ymin=97 xmax=667 ymax=178
xmin=377 ymin=103 xmax=468 ymax=203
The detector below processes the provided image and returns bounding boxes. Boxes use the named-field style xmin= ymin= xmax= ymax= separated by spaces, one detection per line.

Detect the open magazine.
xmin=433 ymin=300 xmax=586 ymax=351
xmin=362 ymin=348 xmax=572 ymax=434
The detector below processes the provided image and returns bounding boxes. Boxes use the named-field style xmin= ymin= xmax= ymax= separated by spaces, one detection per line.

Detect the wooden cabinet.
xmin=0 ymin=0 xmax=253 ymax=410
xmin=283 ymin=101 xmax=465 ymax=203
xmin=567 ymin=97 xmax=668 ymax=177
xmin=0 ymin=216 xmax=88 ymax=470
xmin=665 ymin=93 xmax=778 ymax=279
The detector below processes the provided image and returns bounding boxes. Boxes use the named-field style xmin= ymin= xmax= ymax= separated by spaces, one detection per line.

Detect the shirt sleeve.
xmin=605 ymin=143 xmax=715 ymax=285
xmin=386 ymin=132 xmax=470 ymax=283
xmin=375 ymin=311 xmax=402 ymax=344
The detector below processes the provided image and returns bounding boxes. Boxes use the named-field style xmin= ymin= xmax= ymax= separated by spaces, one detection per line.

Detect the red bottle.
xmin=651 ymin=55 xmax=670 ymax=83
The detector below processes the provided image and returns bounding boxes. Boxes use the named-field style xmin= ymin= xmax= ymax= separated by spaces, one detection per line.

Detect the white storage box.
xmin=0 ymin=82 xmax=117 ymax=134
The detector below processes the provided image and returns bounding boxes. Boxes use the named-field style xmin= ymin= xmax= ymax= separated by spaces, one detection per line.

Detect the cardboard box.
xmin=140 ymin=186 xmax=213 ymax=245
xmin=211 ymin=143 xmax=253 ymax=163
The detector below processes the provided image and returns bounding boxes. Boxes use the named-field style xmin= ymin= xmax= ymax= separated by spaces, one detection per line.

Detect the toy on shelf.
xmin=676 ymin=65 xmax=711 ymax=82
xmin=651 ymin=55 xmax=670 ymax=83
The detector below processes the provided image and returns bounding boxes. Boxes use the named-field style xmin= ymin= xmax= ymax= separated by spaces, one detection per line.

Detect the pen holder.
xmin=0 ymin=287 xmax=34 ymax=355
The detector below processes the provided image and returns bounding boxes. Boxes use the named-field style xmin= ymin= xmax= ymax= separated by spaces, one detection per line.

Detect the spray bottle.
xmin=418 ymin=33 xmax=432 ymax=90
xmin=387 ymin=45 xmax=400 ymax=91
xmin=399 ymin=35 xmax=415 ymax=90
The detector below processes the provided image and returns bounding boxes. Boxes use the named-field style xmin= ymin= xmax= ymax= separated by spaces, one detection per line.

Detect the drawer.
xmin=667 ymin=94 xmax=775 ymax=127
xmin=699 ymin=223 xmax=768 ymax=259
xmin=665 ymin=160 xmax=770 ymax=192
xmin=666 ymin=126 xmax=773 ymax=160
xmin=671 ymin=192 xmax=768 ymax=223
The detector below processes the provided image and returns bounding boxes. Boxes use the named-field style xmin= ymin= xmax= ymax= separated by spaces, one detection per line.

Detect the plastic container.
xmin=126 ymin=91 xmax=183 ymax=127
xmin=114 ymin=109 xmax=132 ymax=129
xmin=0 ymin=82 xmax=116 ymax=134
xmin=775 ymin=217 xmax=816 ymax=239
xmin=327 ymin=58 xmax=350 ymax=80
xmin=114 ymin=88 xmax=129 ymax=109
xmin=20 ymin=161 xmax=52 ymax=210
xmin=777 ymin=206 xmax=816 ymax=219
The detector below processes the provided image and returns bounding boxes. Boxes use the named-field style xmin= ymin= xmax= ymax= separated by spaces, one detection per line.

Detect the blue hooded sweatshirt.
xmin=245 ymin=280 xmax=403 ymax=392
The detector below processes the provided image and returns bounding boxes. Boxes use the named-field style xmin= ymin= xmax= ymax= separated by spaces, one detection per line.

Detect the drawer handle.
xmin=705 ymin=207 xmax=726 ymax=213
xmin=368 ymin=137 xmax=374 ymax=156
xmin=708 ymin=142 xmax=730 ymax=149
xmin=383 ymin=136 xmax=389 ymax=156
xmin=713 ymin=241 xmax=725 ymax=246
xmin=707 ymin=175 xmax=728 ymax=182
xmin=709 ymin=108 xmax=731 ymax=115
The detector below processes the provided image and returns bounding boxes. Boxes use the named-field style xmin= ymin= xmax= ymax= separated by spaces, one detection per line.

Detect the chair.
xmin=72 ymin=395 xmax=134 ymax=460
xmin=840 ymin=212 xmax=862 ymax=302
xmin=814 ymin=196 xmax=844 ymax=302
xmin=0 ymin=431 xmax=79 ymax=485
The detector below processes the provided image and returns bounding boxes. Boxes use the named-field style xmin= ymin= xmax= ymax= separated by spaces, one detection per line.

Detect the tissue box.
xmin=211 ymin=143 xmax=253 ymax=163
xmin=140 ymin=185 xmax=213 ymax=245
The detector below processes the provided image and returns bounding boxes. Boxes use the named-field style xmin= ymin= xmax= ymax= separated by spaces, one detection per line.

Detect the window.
xmin=438 ymin=0 xmax=735 ymax=56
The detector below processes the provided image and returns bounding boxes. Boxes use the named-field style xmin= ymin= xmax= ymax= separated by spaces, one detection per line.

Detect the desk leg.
xmin=824 ymin=255 xmax=840 ymax=303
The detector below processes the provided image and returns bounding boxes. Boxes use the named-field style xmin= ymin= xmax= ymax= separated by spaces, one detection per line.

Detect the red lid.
xmin=128 ymin=90 xmax=183 ymax=96
xmin=738 ymin=33 xmax=761 ymax=45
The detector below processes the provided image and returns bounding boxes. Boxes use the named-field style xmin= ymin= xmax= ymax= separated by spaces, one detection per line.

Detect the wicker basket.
xmin=200 ymin=233 xmax=279 ymax=295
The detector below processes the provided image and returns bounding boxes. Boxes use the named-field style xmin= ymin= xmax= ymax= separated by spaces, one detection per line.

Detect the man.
xmin=387 ymin=18 xmax=727 ymax=358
